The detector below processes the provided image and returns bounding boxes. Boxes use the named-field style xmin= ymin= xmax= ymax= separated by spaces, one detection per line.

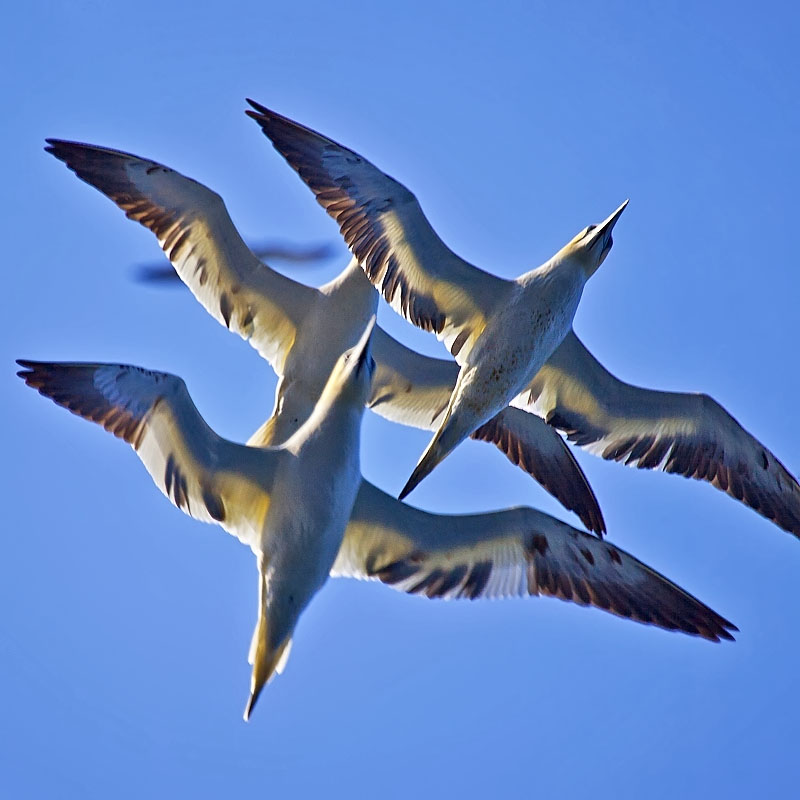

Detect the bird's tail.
xmin=243 ymin=569 xmax=293 ymax=721
xmin=399 ymin=409 xmax=472 ymax=500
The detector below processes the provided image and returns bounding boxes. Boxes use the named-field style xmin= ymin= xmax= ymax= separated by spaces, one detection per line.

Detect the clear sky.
xmin=3 ymin=2 xmax=799 ymax=797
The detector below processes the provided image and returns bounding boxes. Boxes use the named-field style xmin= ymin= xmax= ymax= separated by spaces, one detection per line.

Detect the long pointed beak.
xmin=589 ymin=199 xmax=628 ymax=248
xmin=353 ymin=315 xmax=376 ymax=372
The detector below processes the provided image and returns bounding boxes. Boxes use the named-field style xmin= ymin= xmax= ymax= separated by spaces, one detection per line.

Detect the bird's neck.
xmin=322 ymin=257 xmax=374 ymax=298
xmin=293 ymin=397 xmax=365 ymax=458
xmin=520 ymin=254 xmax=588 ymax=291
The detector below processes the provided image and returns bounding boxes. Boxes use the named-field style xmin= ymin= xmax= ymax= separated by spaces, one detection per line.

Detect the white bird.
xmin=44 ymin=139 xmax=605 ymax=535
xmin=18 ymin=353 xmax=736 ymax=717
xmin=18 ymin=320 xmax=377 ymax=719
xmin=246 ymin=101 xmax=800 ymax=539
xmin=246 ymin=100 xmax=628 ymax=499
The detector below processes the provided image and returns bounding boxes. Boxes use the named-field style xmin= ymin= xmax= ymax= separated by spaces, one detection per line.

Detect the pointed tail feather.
xmin=244 ymin=635 xmax=292 ymax=721
xmin=243 ymin=568 xmax=293 ymax=721
xmin=399 ymin=418 xmax=468 ymax=500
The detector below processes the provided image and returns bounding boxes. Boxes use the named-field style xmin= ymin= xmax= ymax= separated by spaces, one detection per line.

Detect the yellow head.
xmin=318 ymin=315 xmax=377 ymax=409
xmin=557 ymin=199 xmax=629 ymax=278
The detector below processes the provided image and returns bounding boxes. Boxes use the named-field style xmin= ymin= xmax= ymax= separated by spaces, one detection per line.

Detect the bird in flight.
xmin=19 ymin=344 xmax=736 ymax=718
xmin=18 ymin=320 xmax=378 ymax=719
xmin=246 ymin=101 xmax=800 ymax=539
xmin=45 ymin=138 xmax=605 ymax=535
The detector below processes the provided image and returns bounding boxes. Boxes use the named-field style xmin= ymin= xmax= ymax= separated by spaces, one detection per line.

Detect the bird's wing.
xmin=471 ymin=409 xmax=605 ymax=535
xmin=18 ymin=361 xmax=278 ymax=550
xmin=369 ymin=327 xmax=605 ymax=534
xmin=368 ymin=326 xmax=461 ymax=429
xmin=332 ymin=481 xmax=735 ymax=642
xmin=246 ymin=101 xmax=511 ymax=362
xmin=45 ymin=140 xmax=318 ymax=374
xmin=519 ymin=330 xmax=800 ymax=538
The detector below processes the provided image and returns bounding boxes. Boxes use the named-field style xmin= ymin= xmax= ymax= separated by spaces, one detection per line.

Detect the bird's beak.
xmin=582 ymin=199 xmax=628 ymax=274
xmin=353 ymin=315 xmax=376 ymax=374
xmin=587 ymin=199 xmax=628 ymax=250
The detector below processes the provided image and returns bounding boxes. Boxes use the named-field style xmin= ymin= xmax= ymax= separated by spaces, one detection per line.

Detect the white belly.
xmin=467 ymin=276 xmax=583 ymax=409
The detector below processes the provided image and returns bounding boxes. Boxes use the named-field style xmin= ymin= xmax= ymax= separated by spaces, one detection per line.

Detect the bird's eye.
xmin=584 ymin=224 xmax=597 ymax=238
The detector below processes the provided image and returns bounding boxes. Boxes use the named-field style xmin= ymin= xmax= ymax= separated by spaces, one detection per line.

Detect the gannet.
xmin=246 ymin=102 xmax=800 ymax=538
xmin=18 ymin=349 xmax=736 ymax=717
xmin=245 ymin=101 xmax=627 ymax=499
xmin=44 ymin=139 xmax=605 ymax=535
xmin=18 ymin=320 xmax=378 ymax=719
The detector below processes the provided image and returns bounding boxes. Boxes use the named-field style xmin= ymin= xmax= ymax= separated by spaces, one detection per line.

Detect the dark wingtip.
xmin=16 ymin=359 xmax=39 ymax=378
xmin=245 ymin=98 xmax=272 ymax=124
xmin=43 ymin=138 xmax=68 ymax=157
xmin=245 ymin=97 xmax=269 ymax=114
xmin=245 ymin=101 xmax=305 ymax=136
xmin=702 ymin=613 xmax=738 ymax=643
xmin=720 ymin=618 xmax=739 ymax=639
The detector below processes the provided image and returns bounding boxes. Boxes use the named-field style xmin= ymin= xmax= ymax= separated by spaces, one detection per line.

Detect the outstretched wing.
xmin=246 ymin=101 xmax=511 ymax=363
xmin=18 ymin=361 xmax=278 ymax=550
xmin=333 ymin=481 xmax=736 ymax=642
xmin=368 ymin=327 xmax=605 ymax=534
xmin=519 ymin=331 xmax=800 ymax=538
xmin=45 ymin=140 xmax=318 ymax=374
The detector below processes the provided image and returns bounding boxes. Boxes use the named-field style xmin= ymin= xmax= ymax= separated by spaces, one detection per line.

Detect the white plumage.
xmin=18 ymin=318 xmax=377 ymax=720
xmin=44 ymin=138 xmax=605 ymax=534
xmin=245 ymin=101 xmax=800 ymax=538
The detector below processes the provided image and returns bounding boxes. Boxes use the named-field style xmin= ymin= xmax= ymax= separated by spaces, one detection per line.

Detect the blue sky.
xmin=3 ymin=2 xmax=799 ymax=797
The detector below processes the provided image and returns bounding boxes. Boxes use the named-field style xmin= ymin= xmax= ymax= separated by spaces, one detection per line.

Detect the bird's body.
xmin=256 ymin=260 xmax=377 ymax=444
xmin=408 ymin=266 xmax=586 ymax=494
xmin=19 ymin=346 xmax=738 ymax=719
xmin=18 ymin=320 xmax=376 ymax=719
xmin=246 ymin=396 xmax=364 ymax=710
xmin=45 ymin=138 xmax=605 ymax=533
xmin=448 ymin=261 xmax=586 ymax=431
xmin=44 ymin=130 xmax=800 ymax=539
xmin=246 ymin=100 xmax=800 ymax=538
xmin=245 ymin=100 xmax=627 ymax=498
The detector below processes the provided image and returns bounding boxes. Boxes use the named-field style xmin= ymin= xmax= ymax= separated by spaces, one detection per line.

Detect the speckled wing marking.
xmin=17 ymin=360 xmax=277 ymax=549
xmin=246 ymin=100 xmax=511 ymax=364
xmin=332 ymin=481 xmax=735 ymax=642
xmin=519 ymin=330 xmax=800 ymax=538
xmin=368 ymin=327 xmax=605 ymax=534
xmin=45 ymin=140 xmax=317 ymax=373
